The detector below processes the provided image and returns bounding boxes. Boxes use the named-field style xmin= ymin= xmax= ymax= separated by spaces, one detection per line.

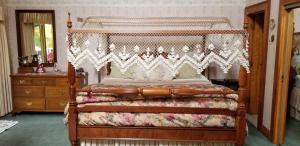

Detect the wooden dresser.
xmin=11 ymin=73 xmax=85 ymax=114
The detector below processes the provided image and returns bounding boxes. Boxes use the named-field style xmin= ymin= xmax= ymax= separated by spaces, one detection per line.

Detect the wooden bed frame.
xmin=66 ymin=13 xmax=247 ymax=146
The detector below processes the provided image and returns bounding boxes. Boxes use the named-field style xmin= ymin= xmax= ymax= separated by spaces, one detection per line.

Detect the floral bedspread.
xmin=73 ymin=83 xmax=238 ymax=128
xmin=78 ymin=112 xmax=235 ymax=127
xmin=78 ymin=97 xmax=238 ymax=111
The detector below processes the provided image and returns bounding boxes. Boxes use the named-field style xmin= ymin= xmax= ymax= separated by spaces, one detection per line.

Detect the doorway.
xmin=272 ymin=1 xmax=300 ymax=145
xmin=247 ymin=12 xmax=265 ymax=127
xmin=244 ymin=2 xmax=269 ymax=138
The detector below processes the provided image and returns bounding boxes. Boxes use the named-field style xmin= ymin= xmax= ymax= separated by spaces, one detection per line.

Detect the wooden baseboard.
xmin=259 ymin=125 xmax=272 ymax=141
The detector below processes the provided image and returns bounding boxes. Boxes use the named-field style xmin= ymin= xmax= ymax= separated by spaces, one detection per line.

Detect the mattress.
xmin=76 ymin=96 xmax=237 ymax=127
xmin=77 ymin=97 xmax=238 ymax=111
xmin=78 ymin=112 xmax=235 ymax=128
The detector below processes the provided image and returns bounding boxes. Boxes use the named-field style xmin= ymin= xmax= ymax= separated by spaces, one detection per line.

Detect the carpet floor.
xmin=0 ymin=113 xmax=299 ymax=146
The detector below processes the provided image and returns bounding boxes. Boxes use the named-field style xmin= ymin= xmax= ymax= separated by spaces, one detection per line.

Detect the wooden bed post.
xmin=236 ymin=66 xmax=247 ymax=146
xmin=67 ymin=12 xmax=78 ymax=146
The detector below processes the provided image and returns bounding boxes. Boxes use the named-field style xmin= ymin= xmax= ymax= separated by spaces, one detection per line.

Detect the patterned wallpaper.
xmin=4 ymin=0 xmax=246 ymax=7
xmin=3 ymin=0 xmax=246 ymax=83
xmin=246 ymin=0 xmax=266 ymax=6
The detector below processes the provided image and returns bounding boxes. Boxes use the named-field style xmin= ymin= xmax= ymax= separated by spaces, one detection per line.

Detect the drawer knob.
xmin=59 ymin=102 xmax=66 ymax=107
xmin=26 ymin=102 xmax=33 ymax=106
xmin=19 ymin=80 xmax=25 ymax=84
xmin=25 ymin=90 xmax=31 ymax=95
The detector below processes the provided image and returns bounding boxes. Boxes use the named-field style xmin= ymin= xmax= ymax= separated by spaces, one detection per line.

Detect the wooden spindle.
xmin=67 ymin=12 xmax=78 ymax=146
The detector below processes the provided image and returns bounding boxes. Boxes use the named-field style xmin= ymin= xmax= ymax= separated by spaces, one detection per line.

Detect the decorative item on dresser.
xmin=10 ymin=72 xmax=85 ymax=115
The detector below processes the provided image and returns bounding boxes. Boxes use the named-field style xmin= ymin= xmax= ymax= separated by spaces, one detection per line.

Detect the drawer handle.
xmin=19 ymin=80 xmax=25 ymax=84
xmin=26 ymin=102 xmax=33 ymax=106
xmin=59 ymin=102 xmax=66 ymax=107
xmin=41 ymin=80 xmax=47 ymax=84
xmin=25 ymin=90 xmax=31 ymax=95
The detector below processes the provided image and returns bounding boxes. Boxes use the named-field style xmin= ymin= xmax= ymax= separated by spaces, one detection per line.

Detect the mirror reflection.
xmin=16 ymin=10 xmax=56 ymax=66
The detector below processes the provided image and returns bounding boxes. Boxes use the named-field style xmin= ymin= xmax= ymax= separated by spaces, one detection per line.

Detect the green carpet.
xmin=0 ymin=113 xmax=298 ymax=146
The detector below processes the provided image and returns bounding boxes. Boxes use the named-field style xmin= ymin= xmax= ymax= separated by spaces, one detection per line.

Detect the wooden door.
xmin=248 ymin=13 xmax=265 ymax=114
xmin=273 ymin=8 xmax=295 ymax=144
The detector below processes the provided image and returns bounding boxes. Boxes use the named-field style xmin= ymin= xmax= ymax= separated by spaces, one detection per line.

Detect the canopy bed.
xmin=65 ymin=13 xmax=250 ymax=146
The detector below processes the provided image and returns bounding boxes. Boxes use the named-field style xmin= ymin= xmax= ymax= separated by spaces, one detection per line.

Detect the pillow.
xmin=133 ymin=65 xmax=174 ymax=81
xmin=109 ymin=63 xmax=136 ymax=79
xmin=176 ymin=64 xmax=204 ymax=79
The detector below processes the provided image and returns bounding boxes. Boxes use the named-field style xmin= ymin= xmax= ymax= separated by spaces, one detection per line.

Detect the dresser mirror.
xmin=16 ymin=10 xmax=57 ymax=67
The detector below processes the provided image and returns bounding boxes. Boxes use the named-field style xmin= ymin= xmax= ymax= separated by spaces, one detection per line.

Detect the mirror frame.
xmin=15 ymin=9 xmax=57 ymax=67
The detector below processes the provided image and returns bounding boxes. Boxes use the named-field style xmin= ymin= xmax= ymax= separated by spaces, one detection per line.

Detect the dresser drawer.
xmin=46 ymin=99 xmax=68 ymax=111
xmin=13 ymin=86 xmax=44 ymax=97
xmin=12 ymin=78 xmax=32 ymax=85
xmin=14 ymin=98 xmax=45 ymax=110
xmin=45 ymin=87 xmax=68 ymax=98
xmin=31 ymin=78 xmax=56 ymax=86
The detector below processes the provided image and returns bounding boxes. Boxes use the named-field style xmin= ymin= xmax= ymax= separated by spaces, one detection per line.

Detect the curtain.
xmin=0 ymin=7 xmax=12 ymax=117
xmin=20 ymin=22 xmax=35 ymax=57
xmin=40 ymin=25 xmax=46 ymax=62
xmin=22 ymin=13 xmax=52 ymax=24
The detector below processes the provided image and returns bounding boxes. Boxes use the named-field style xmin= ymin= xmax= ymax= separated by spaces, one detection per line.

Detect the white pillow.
xmin=134 ymin=65 xmax=174 ymax=81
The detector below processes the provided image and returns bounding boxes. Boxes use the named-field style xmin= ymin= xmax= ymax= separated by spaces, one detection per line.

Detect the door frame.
xmin=244 ymin=1 xmax=271 ymax=140
xmin=272 ymin=0 xmax=300 ymax=144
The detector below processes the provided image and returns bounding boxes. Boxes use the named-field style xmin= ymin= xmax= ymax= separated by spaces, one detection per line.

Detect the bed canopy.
xmin=67 ymin=15 xmax=250 ymax=76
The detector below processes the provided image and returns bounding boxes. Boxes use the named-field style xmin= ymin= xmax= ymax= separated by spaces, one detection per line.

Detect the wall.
xmin=262 ymin=0 xmax=280 ymax=130
xmin=3 ymin=0 xmax=246 ymax=84
xmin=295 ymin=8 xmax=300 ymax=33
xmin=246 ymin=0 xmax=266 ymax=6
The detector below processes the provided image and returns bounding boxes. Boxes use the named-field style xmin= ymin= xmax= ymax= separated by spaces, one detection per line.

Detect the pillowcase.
xmin=134 ymin=64 xmax=174 ymax=81
xmin=176 ymin=64 xmax=209 ymax=81
xmin=109 ymin=63 xmax=136 ymax=79
xmin=109 ymin=62 xmax=207 ymax=81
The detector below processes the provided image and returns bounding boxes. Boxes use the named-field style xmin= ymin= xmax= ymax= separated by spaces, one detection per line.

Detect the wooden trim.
xmin=67 ymin=12 xmax=78 ymax=146
xmin=244 ymin=0 xmax=271 ymax=141
xmin=245 ymin=1 xmax=267 ymax=15
xmin=281 ymin=0 xmax=300 ymax=6
xmin=260 ymin=125 xmax=272 ymax=140
xmin=77 ymin=126 xmax=236 ymax=142
xmin=271 ymin=0 xmax=300 ymax=144
xmin=15 ymin=9 xmax=57 ymax=67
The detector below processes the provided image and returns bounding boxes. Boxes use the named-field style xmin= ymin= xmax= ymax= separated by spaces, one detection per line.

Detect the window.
xmin=34 ymin=23 xmax=54 ymax=63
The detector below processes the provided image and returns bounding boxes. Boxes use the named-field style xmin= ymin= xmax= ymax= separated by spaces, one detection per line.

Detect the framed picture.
xmin=293 ymin=32 xmax=300 ymax=54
